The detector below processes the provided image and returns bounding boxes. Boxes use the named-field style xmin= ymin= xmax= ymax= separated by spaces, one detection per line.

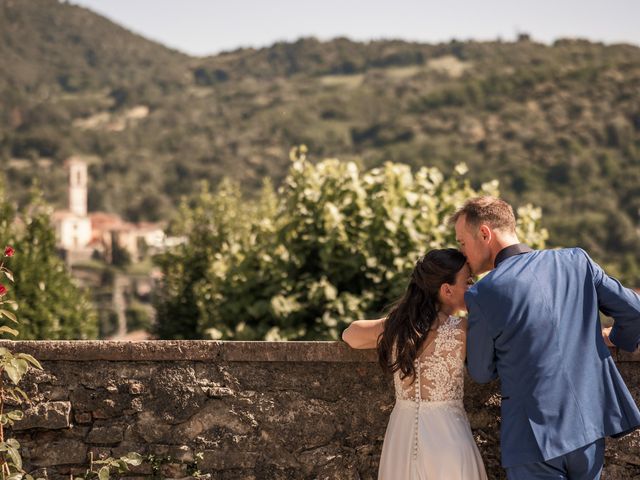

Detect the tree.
xmin=154 ymin=148 xmax=548 ymax=340
xmin=153 ymin=178 xmax=273 ymax=339
xmin=0 ymin=187 xmax=97 ymax=340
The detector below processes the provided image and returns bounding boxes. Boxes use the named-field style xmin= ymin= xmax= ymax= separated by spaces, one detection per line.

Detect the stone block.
xmin=161 ymin=463 xmax=189 ymax=478
xmin=92 ymin=398 xmax=121 ymax=419
xmin=198 ymin=451 xmax=259 ymax=470
xmin=201 ymin=385 xmax=235 ymax=398
xmin=174 ymin=400 xmax=251 ymax=441
xmin=29 ymin=439 xmax=87 ymax=466
xmin=40 ymin=385 xmax=70 ymax=401
xmin=467 ymin=408 xmax=495 ymax=429
xmin=89 ymin=446 xmax=113 ymax=460
xmin=74 ymin=411 xmax=93 ymax=424
xmin=110 ymin=441 xmax=150 ymax=458
xmin=87 ymin=424 xmax=125 ymax=444
xmin=130 ymin=397 xmax=144 ymax=411
xmin=174 ymin=445 xmax=195 ymax=463
xmin=128 ymin=382 xmax=145 ymax=395
xmin=13 ymin=401 xmax=71 ymax=431
xmin=133 ymin=411 xmax=173 ymax=443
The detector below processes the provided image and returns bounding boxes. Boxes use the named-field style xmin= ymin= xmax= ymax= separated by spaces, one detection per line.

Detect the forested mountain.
xmin=1 ymin=0 xmax=639 ymax=283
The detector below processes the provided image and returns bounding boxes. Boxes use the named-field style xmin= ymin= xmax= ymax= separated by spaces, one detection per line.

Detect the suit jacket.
xmin=465 ymin=247 xmax=640 ymax=468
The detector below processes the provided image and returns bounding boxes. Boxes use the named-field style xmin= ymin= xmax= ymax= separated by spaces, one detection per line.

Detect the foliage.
xmin=0 ymin=245 xmax=44 ymax=480
xmin=154 ymin=178 xmax=277 ymax=339
xmin=155 ymin=148 xmax=547 ymax=340
xmin=125 ymin=302 xmax=152 ymax=332
xmin=2 ymin=2 xmax=639 ymax=284
xmin=0 ymin=186 xmax=98 ymax=340
xmin=73 ymin=452 xmax=143 ymax=480
xmin=0 ymin=247 xmax=140 ymax=478
xmin=145 ymin=451 xmax=204 ymax=478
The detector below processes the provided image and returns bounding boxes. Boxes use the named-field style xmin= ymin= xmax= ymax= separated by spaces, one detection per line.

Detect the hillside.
xmin=1 ymin=0 xmax=639 ymax=283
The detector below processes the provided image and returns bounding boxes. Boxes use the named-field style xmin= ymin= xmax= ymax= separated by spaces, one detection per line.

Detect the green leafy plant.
xmin=187 ymin=451 xmax=205 ymax=478
xmin=0 ymin=187 xmax=98 ymax=340
xmin=73 ymin=452 xmax=143 ymax=480
xmin=0 ymin=245 xmax=43 ymax=480
xmin=0 ymin=246 xmax=144 ymax=478
xmin=145 ymin=453 xmax=169 ymax=477
xmin=155 ymin=148 xmax=548 ymax=340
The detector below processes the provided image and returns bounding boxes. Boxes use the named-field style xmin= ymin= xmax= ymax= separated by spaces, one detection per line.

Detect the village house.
xmin=53 ymin=156 xmax=170 ymax=264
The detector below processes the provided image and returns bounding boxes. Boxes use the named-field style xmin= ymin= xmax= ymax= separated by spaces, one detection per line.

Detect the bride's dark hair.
xmin=377 ymin=248 xmax=467 ymax=382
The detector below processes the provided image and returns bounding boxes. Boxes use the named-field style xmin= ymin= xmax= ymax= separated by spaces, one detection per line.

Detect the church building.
xmin=52 ymin=157 xmax=92 ymax=251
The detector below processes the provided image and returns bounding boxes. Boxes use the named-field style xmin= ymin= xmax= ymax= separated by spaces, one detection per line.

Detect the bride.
xmin=342 ymin=248 xmax=487 ymax=480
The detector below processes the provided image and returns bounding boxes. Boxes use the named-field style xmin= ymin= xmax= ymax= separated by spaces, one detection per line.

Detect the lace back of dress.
xmin=393 ymin=315 xmax=466 ymax=402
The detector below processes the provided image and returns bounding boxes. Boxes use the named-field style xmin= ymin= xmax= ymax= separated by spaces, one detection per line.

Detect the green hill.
xmin=1 ymin=0 xmax=639 ymax=283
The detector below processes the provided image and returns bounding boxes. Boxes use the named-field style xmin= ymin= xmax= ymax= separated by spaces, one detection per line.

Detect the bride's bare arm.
xmin=602 ymin=326 xmax=615 ymax=348
xmin=342 ymin=318 xmax=386 ymax=349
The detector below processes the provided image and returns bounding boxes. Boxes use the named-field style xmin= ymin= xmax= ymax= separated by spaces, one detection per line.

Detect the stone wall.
xmin=2 ymin=341 xmax=639 ymax=480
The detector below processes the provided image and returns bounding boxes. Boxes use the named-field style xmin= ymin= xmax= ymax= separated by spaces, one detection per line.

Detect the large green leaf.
xmin=0 ymin=309 xmax=18 ymax=323
xmin=0 ymin=326 xmax=19 ymax=336
xmin=98 ymin=466 xmax=110 ymax=480
xmin=16 ymin=353 xmax=42 ymax=370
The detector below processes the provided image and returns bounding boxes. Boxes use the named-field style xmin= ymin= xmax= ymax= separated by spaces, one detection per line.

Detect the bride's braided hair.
xmin=377 ymin=248 xmax=466 ymax=382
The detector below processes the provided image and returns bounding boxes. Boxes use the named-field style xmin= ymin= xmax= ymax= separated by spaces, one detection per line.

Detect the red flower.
xmin=0 ymin=284 xmax=7 ymax=296
xmin=3 ymin=246 xmax=14 ymax=257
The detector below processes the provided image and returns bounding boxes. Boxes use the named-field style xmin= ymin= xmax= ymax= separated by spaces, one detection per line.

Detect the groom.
xmin=452 ymin=196 xmax=640 ymax=479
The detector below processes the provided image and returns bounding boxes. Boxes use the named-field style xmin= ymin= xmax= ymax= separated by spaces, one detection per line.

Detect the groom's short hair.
xmin=450 ymin=196 xmax=517 ymax=233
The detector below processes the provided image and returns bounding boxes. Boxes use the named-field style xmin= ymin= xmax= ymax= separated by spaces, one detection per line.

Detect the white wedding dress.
xmin=378 ymin=315 xmax=488 ymax=480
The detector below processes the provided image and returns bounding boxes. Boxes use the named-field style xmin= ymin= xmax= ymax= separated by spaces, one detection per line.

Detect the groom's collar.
xmin=494 ymin=243 xmax=534 ymax=268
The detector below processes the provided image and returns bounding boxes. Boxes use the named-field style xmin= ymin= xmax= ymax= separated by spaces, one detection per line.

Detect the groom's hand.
xmin=602 ymin=327 xmax=615 ymax=348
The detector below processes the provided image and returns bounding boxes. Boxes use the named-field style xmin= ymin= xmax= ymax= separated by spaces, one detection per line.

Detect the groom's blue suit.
xmin=465 ymin=245 xmax=640 ymax=475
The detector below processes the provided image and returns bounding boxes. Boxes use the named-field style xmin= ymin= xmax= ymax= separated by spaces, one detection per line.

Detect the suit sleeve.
xmin=581 ymin=249 xmax=640 ymax=352
xmin=465 ymin=291 xmax=498 ymax=383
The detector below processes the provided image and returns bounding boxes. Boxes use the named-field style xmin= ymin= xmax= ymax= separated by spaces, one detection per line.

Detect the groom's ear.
xmin=478 ymin=224 xmax=492 ymax=242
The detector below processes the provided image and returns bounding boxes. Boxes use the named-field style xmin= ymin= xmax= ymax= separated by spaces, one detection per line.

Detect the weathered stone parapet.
xmin=2 ymin=340 xmax=635 ymax=362
xmin=0 ymin=341 xmax=637 ymax=480
xmin=618 ymin=346 xmax=640 ymax=362
xmin=0 ymin=340 xmax=378 ymax=362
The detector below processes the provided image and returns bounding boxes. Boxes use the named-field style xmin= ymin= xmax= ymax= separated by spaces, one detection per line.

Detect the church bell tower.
xmin=68 ymin=157 xmax=87 ymax=217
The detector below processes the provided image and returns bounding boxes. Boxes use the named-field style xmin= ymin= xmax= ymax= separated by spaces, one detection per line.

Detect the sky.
xmin=70 ymin=0 xmax=640 ymax=57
